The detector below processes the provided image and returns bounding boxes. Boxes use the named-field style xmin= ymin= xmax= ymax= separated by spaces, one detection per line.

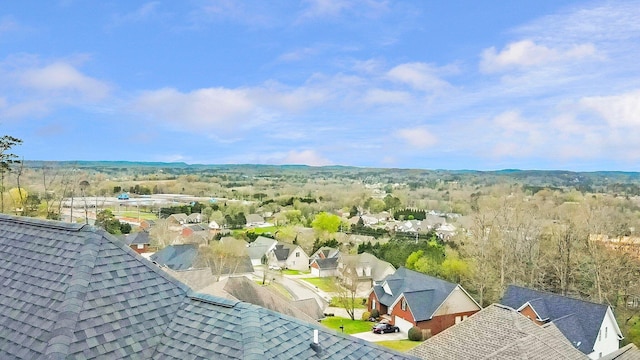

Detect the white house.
xmin=501 ymin=285 xmax=623 ymax=359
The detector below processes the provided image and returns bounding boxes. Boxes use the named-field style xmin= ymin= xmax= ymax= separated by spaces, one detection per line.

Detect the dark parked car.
xmin=372 ymin=323 xmax=400 ymax=334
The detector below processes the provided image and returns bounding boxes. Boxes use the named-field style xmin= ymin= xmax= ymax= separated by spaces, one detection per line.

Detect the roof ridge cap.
xmin=44 ymin=232 xmax=102 ymax=359
xmin=242 ymin=308 xmax=265 ymax=360
xmin=0 ymin=213 xmax=85 ymax=232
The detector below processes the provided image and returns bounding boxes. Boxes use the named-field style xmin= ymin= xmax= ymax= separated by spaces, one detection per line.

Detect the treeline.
xmin=393 ymin=208 xmax=427 ymax=220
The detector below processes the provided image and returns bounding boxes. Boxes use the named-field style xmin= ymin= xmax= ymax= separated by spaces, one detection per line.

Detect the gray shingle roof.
xmin=500 ymin=285 xmax=613 ymax=355
xmin=246 ymin=236 xmax=277 ymax=261
xmin=124 ymin=230 xmax=151 ymax=245
xmin=408 ymin=304 xmax=587 ymax=360
xmin=0 ymin=214 xmax=414 ymax=359
xmin=373 ymin=267 xmax=457 ymax=321
xmin=601 ymin=344 xmax=640 ymax=360
xmin=312 ymin=257 xmax=339 ymax=270
xmin=150 ymin=244 xmax=199 ymax=270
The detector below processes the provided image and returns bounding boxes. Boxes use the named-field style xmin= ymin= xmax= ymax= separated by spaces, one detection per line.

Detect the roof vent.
xmin=310 ymin=329 xmax=323 ymax=356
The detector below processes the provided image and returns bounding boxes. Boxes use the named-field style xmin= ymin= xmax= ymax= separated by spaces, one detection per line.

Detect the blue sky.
xmin=2 ymin=0 xmax=640 ymax=171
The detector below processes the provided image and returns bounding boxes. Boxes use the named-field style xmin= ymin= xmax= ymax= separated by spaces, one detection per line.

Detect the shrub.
xmin=408 ymin=326 xmax=423 ymax=341
xmin=361 ymin=311 xmax=371 ymax=321
xmin=370 ymin=308 xmax=379 ymax=318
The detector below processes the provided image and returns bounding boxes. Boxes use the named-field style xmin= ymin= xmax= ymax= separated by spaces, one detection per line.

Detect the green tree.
xmin=0 ymin=135 xmax=22 ymax=213
xmin=95 ymin=209 xmax=127 ymax=235
xmin=311 ymin=212 xmax=341 ymax=233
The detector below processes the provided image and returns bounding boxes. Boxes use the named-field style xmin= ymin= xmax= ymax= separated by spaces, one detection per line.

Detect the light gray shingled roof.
xmin=408 ymin=304 xmax=587 ymax=360
xmin=0 ymin=214 xmax=415 ymax=360
xmin=373 ymin=267 xmax=457 ymax=321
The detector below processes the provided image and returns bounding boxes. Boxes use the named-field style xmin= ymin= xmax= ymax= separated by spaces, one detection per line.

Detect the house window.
xmin=605 ymin=327 xmax=608 ymax=339
xmin=455 ymin=316 xmax=462 ymax=324
xmin=372 ymin=299 xmax=376 ymax=310
xmin=137 ymin=244 xmax=144 ymax=250
xmin=296 ymin=252 xmax=300 ymax=257
xmin=401 ymin=299 xmax=407 ymax=311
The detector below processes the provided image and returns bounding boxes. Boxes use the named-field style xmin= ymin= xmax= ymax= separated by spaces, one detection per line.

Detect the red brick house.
xmin=124 ymin=230 xmax=154 ymax=254
xmin=368 ymin=267 xmax=481 ymax=335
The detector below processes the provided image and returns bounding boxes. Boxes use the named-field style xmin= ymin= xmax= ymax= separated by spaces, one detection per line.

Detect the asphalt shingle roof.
xmin=373 ymin=267 xmax=457 ymax=321
xmin=0 ymin=214 xmax=414 ymax=359
xmin=500 ymin=285 xmax=612 ymax=355
xmin=408 ymin=304 xmax=587 ymax=360
xmin=150 ymin=244 xmax=199 ymax=270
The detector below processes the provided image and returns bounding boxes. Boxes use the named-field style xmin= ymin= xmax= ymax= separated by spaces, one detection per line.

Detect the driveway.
xmin=351 ymin=330 xmax=407 ymax=342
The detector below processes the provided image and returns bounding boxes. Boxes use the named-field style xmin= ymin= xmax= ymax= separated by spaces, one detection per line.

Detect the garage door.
xmin=394 ymin=316 xmax=413 ymax=333
xmin=310 ymin=267 xmax=320 ymax=277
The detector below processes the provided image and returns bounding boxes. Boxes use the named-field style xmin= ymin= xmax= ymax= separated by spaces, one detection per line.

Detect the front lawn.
xmin=302 ymin=277 xmax=336 ymax=292
xmin=319 ymin=317 xmax=373 ymax=335
xmin=329 ymin=297 xmax=368 ymax=309
xmin=376 ymin=340 xmax=422 ymax=352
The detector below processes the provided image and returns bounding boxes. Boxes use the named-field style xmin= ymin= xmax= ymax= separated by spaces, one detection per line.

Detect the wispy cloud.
xmin=580 ymin=90 xmax=640 ymax=127
xmin=480 ymin=40 xmax=597 ymax=73
xmin=0 ymin=16 xmax=21 ymax=35
xmin=0 ymin=59 xmax=110 ymax=119
xmin=387 ymin=62 xmax=454 ymax=92
xmin=394 ymin=127 xmax=437 ymax=149
xmin=20 ymin=62 xmax=110 ymax=100
xmin=280 ymin=149 xmax=333 ymax=166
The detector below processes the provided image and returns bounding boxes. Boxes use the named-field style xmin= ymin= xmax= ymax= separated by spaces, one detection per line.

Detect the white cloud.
xmin=277 ymin=47 xmax=319 ymax=62
xmin=395 ymin=127 xmax=437 ymax=149
xmin=20 ymin=62 xmax=110 ymax=100
xmin=280 ymin=149 xmax=332 ymax=166
xmin=480 ymin=40 xmax=596 ymax=73
xmin=131 ymin=84 xmax=328 ymax=132
xmin=580 ymin=90 xmax=640 ymax=127
xmin=133 ymin=87 xmax=256 ymax=129
xmin=387 ymin=62 xmax=452 ymax=92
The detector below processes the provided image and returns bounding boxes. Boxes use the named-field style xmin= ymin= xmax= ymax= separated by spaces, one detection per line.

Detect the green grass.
xmin=302 ymin=277 xmax=336 ymax=292
xmin=115 ymin=211 xmax=158 ymax=220
xmin=376 ymin=340 xmax=422 ymax=352
xmin=329 ymin=297 xmax=368 ymax=309
xmin=250 ymin=226 xmax=278 ymax=234
xmin=282 ymin=269 xmax=301 ymax=275
xmin=319 ymin=317 xmax=373 ymax=334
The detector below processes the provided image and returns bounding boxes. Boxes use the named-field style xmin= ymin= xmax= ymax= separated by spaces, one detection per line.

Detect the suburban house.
xmin=151 ymin=244 xmax=200 ymax=270
xmin=0 ymin=214 xmax=413 ymax=359
xmin=181 ymin=223 xmax=208 ymax=238
xmin=309 ymin=247 xmax=340 ymax=277
xmin=139 ymin=219 xmax=155 ymax=231
xmin=124 ymin=230 xmax=154 ymax=254
xmin=198 ymin=276 xmax=326 ymax=323
xmin=152 ymin=242 xmax=254 ymax=276
xmin=246 ymin=236 xmax=278 ymax=266
xmin=245 ymin=213 xmax=266 ymax=227
xmin=185 ymin=212 xmax=203 ymax=224
xmin=409 ymin=304 xmax=587 ymax=360
xmin=338 ymin=252 xmax=396 ymax=295
xmin=500 ymin=285 xmax=624 ymax=359
xmin=267 ymin=242 xmax=310 ymax=271
xmin=368 ymin=267 xmax=481 ymax=335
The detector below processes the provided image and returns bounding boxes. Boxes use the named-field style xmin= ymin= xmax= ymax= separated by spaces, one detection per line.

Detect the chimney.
xmin=310 ymin=329 xmax=323 ymax=355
